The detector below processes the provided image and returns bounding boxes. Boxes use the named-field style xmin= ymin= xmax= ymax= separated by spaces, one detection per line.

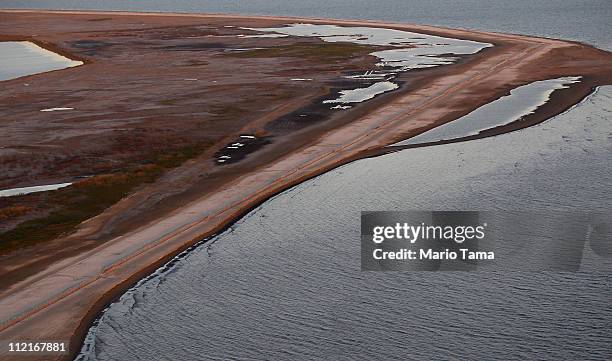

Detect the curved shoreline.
xmin=384 ymin=81 xmax=599 ymax=153
xmin=1 ymin=8 xmax=601 ymax=49
xmin=75 ymin=82 xmax=602 ymax=361
xmin=0 ymin=10 xmax=611 ymax=361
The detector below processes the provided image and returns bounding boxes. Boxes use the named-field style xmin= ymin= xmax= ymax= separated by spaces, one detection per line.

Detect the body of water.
xmin=0 ymin=182 xmax=72 ymax=197
xmin=4 ymin=1 xmax=611 ymax=51
xmin=80 ymin=86 xmax=612 ymax=360
xmin=0 ymin=41 xmax=82 ymax=81
xmin=248 ymin=23 xmax=490 ymax=107
xmin=6 ymin=1 xmax=609 ymax=360
xmin=393 ymin=77 xmax=582 ymax=146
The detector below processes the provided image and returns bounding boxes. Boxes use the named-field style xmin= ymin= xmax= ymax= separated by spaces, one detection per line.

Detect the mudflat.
xmin=0 ymin=10 xmax=611 ymax=361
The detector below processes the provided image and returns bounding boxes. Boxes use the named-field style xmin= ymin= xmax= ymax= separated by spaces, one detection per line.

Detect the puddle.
xmin=393 ymin=77 xmax=582 ymax=146
xmin=0 ymin=41 xmax=83 ymax=81
xmin=0 ymin=182 xmax=72 ymax=198
xmin=237 ymin=34 xmax=289 ymax=39
xmin=323 ymin=81 xmax=398 ymax=104
xmin=40 ymin=107 xmax=75 ymax=112
xmin=245 ymin=24 xmax=491 ymax=107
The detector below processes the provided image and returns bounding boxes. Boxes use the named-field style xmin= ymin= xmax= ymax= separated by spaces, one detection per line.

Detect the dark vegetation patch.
xmin=0 ymin=142 xmax=213 ymax=254
xmin=0 ymin=205 xmax=31 ymax=222
xmin=162 ymin=42 xmax=226 ymax=51
xmin=181 ymin=59 xmax=210 ymax=67
xmin=207 ymin=103 xmax=248 ymax=118
xmin=158 ymin=98 xmax=181 ymax=106
xmin=97 ymin=25 xmax=219 ymax=41
xmin=265 ymin=93 xmax=334 ymax=131
xmin=153 ymin=27 xmax=219 ymax=40
xmin=224 ymin=42 xmax=378 ymax=61
xmin=69 ymin=40 xmax=113 ymax=56
xmin=265 ymin=76 xmax=406 ymax=133
xmin=204 ymin=90 xmax=296 ymax=121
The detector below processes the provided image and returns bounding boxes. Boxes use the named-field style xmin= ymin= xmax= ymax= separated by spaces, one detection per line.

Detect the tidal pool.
xmin=248 ymin=23 xmax=491 ymax=69
xmin=246 ymin=24 xmax=491 ymax=106
xmin=0 ymin=41 xmax=83 ymax=81
xmin=323 ymin=81 xmax=399 ymax=105
xmin=393 ymin=76 xmax=582 ymax=146
xmin=0 ymin=182 xmax=72 ymax=198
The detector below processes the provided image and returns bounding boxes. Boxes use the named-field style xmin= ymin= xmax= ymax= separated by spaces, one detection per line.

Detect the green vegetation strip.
xmin=0 ymin=143 xmax=211 ymax=254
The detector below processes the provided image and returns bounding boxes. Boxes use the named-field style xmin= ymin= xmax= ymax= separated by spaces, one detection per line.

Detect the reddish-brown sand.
xmin=0 ymin=10 xmax=611 ymax=361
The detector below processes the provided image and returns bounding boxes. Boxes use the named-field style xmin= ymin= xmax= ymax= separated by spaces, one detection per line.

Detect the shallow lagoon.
xmin=393 ymin=76 xmax=582 ymax=146
xmin=0 ymin=182 xmax=72 ymax=197
xmin=0 ymin=41 xmax=82 ymax=81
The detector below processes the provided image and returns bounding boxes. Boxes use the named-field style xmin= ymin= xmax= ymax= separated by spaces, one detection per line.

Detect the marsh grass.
xmin=0 ymin=205 xmax=31 ymax=221
xmin=208 ymin=104 xmax=246 ymax=117
xmin=226 ymin=42 xmax=376 ymax=61
xmin=0 ymin=142 xmax=212 ymax=254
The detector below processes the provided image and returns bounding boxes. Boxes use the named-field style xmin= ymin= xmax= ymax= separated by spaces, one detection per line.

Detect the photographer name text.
xmin=373 ymin=248 xmax=494 ymax=260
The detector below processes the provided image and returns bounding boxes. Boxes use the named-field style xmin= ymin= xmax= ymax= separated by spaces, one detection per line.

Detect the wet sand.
xmin=0 ymin=10 xmax=611 ymax=361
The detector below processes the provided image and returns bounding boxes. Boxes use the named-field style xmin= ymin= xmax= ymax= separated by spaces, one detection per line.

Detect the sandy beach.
xmin=0 ymin=10 xmax=611 ymax=361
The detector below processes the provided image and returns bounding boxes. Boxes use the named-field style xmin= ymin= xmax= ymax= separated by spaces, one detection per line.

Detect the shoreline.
xmin=0 ymin=10 xmax=611 ymax=361
xmin=384 ymin=80 xmax=600 ymax=153
xmin=71 ymin=82 xmax=608 ymax=361
xmin=1 ymin=8 xmax=601 ymax=49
